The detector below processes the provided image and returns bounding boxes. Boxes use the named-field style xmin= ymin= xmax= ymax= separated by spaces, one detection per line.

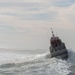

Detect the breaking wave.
xmin=0 ymin=48 xmax=75 ymax=75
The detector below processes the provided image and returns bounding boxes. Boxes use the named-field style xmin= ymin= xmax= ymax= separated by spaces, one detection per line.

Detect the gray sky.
xmin=0 ymin=0 xmax=75 ymax=50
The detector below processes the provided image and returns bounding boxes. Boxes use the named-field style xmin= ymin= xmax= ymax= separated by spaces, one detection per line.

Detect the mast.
xmin=51 ymin=28 xmax=55 ymax=37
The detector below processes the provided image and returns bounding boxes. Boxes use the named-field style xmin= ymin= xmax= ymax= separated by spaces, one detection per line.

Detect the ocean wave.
xmin=0 ymin=48 xmax=74 ymax=75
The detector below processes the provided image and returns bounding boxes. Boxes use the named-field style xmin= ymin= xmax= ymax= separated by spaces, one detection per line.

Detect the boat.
xmin=49 ymin=29 xmax=68 ymax=59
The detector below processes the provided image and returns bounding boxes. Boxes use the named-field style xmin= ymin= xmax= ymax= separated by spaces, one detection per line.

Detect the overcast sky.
xmin=0 ymin=0 xmax=75 ymax=50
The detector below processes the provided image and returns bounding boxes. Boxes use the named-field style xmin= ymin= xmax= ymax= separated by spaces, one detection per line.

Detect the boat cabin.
xmin=50 ymin=37 xmax=61 ymax=48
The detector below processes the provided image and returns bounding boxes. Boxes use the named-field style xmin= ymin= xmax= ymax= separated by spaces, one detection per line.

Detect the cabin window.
xmin=57 ymin=39 xmax=61 ymax=45
xmin=51 ymin=40 xmax=57 ymax=47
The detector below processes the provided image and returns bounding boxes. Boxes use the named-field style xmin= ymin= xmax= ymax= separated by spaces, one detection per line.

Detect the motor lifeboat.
xmin=49 ymin=29 xmax=68 ymax=59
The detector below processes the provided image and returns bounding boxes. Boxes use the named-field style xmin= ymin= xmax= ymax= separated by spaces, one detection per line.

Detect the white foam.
xmin=0 ymin=49 xmax=72 ymax=75
xmin=0 ymin=49 xmax=48 ymax=65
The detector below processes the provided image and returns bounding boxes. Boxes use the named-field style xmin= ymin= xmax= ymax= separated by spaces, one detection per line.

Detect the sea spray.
xmin=0 ymin=49 xmax=73 ymax=75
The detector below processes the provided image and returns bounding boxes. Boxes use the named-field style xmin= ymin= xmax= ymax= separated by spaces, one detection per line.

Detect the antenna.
xmin=51 ymin=28 xmax=55 ymax=37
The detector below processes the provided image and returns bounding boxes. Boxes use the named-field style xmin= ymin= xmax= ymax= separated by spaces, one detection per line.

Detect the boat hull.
xmin=50 ymin=49 xmax=68 ymax=59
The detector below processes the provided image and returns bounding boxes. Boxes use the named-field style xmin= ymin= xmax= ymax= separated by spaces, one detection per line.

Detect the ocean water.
xmin=0 ymin=48 xmax=74 ymax=75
